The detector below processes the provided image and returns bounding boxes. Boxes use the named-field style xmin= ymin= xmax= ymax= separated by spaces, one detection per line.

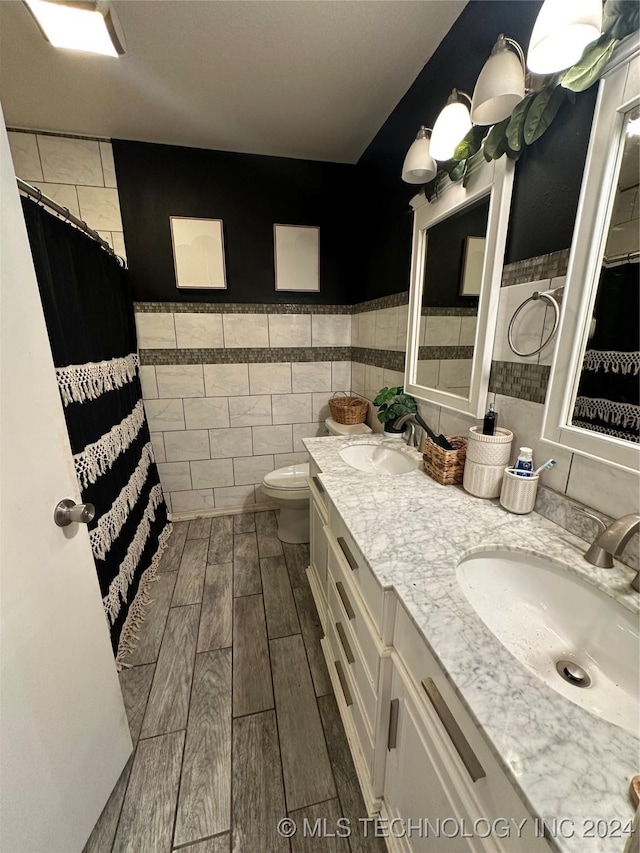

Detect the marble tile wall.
xmin=8 ymin=130 xmax=125 ymax=260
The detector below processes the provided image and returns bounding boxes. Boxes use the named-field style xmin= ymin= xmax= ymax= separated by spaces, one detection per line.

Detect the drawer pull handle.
xmin=336 ymin=621 xmax=355 ymax=664
xmin=337 ymin=536 xmax=358 ymax=570
xmin=312 ymin=475 xmax=325 ymax=494
xmin=335 ymin=660 xmax=353 ymax=707
xmin=387 ymin=698 xmax=400 ymax=751
xmin=336 ymin=581 xmax=355 ymax=620
xmin=421 ymin=678 xmax=486 ymax=783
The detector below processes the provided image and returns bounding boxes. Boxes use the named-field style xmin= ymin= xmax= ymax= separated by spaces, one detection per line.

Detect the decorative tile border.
xmin=489 ymin=360 xmax=550 ymax=404
xmin=351 ymin=292 xmax=409 ymax=314
xmin=418 ymin=346 xmax=474 ymax=360
xmin=134 ymin=301 xmax=351 ymax=315
xmin=421 ymin=306 xmax=478 ymax=316
xmin=350 ymin=347 xmax=405 ymax=372
xmin=501 ymin=248 xmax=570 ymax=287
xmin=139 ymin=346 xmax=352 ymax=365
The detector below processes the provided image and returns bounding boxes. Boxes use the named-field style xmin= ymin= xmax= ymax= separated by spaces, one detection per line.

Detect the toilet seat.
xmin=263 ymin=462 xmax=310 ymax=494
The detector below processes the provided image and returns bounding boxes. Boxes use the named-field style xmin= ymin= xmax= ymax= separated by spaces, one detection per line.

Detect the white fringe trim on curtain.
xmin=74 ymin=399 xmax=145 ymax=488
xmin=115 ymin=521 xmax=172 ymax=670
xmin=103 ymin=483 xmax=165 ymax=624
xmin=57 ymin=353 xmax=140 ymax=406
xmin=89 ymin=442 xmax=155 ymax=561
xmin=583 ymin=350 xmax=640 ymax=375
xmin=573 ymin=396 xmax=640 ymax=430
xmin=572 ymin=419 xmax=640 ymax=443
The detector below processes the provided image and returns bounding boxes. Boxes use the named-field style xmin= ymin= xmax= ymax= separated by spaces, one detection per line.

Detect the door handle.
xmin=387 ymin=698 xmax=400 ymax=750
xmin=54 ymin=499 xmax=95 ymax=527
xmin=334 ymin=660 xmax=353 ymax=707
xmin=312 ymin=475 xmax=325 ymax=494
xmin=335 ymin=621 xmax=355 ymax=664
xmin=337 ymin=536 xmax=358 ymax=570
xmin=336 ymin=581 xmax=355 ymax=620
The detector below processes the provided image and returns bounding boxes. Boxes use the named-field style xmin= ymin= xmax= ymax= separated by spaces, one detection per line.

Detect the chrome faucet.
xmin=393 ymin=414 xmax=421 ymax=448
xmin=582 ymin=511 xmax=640 ymax=592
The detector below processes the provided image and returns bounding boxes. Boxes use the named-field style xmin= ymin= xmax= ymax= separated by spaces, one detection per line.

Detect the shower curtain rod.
xmin=17 ymin=177 xmax=123 ymax=264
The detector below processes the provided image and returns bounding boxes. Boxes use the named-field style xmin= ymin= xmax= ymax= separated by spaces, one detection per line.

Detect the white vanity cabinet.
xmin=309 ymin=486 xmax=550 ymax=853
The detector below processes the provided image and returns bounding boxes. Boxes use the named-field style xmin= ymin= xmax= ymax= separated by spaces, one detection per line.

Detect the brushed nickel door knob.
xmin=54 ymin=499 xmax=96 ymax=527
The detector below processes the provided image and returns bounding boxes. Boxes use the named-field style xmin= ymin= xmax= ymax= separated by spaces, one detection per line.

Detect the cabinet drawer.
xmin=308 ymin=460 xmax=328 ymax=518
xmin=326 ymin=618 xmax=374 ymax=778
xmin=327 ymin=509 xmax=384 ymax=632
xmin=327 ymin=579 xmax=377 ymax=734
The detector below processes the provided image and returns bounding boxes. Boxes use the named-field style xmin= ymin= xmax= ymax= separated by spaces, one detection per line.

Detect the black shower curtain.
xmin=22 ymin=198 xmax=171 ymax=664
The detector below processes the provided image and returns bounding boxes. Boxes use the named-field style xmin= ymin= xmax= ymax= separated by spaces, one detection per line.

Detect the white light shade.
xmin=25 ymin=0 xmax=120 ymax=56
xmin=471 ymin=45 xmax=525 ymax=125
xmin=527 ymin=0 xmax=602 ymax=74
xmin=430 ymin=100 xmax=472 ymax=161
xmin=401 ymin=129 xmax=437 ymax=184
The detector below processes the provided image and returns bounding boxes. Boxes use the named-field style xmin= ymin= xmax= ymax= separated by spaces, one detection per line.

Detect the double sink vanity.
xmin=303 ymin=434 xmax=639 ymax=853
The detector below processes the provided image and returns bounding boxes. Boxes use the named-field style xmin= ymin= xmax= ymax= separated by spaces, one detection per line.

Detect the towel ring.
xmin=507 ymin=287 xmax=563 ymax=358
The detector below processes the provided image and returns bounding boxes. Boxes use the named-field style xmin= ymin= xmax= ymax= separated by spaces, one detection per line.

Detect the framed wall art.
xmin=274 ymin=224 xmax=320 ymax=292
xmin=170 ymin=217 xmax=227 ymax=289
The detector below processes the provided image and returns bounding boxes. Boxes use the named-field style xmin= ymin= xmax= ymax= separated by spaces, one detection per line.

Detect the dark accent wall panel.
xmin=113 ymin=140 xmax=360 ymax=305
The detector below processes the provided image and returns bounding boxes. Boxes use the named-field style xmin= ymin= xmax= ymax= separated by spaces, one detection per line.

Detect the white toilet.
xmin=261 ymin=417 xmax=372 ymax=543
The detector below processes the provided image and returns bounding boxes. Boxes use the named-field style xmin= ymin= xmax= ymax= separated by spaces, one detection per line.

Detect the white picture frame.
xmin=170 ymin=217 xmax=227 ymax=290
xmin=274 ymin=224 xmax=320 ymax=292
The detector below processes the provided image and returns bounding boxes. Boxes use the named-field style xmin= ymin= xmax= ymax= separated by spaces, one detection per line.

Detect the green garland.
xmin=421 ymin=0 xmax=639 ymax=201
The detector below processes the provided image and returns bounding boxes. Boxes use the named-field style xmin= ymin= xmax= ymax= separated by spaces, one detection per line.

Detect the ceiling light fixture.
xmin=401 ymin=126 xmax=438 ymax=184
xmin=527 ymin=0 xmax=602 ymax=74
xmin=24 ymin=0 xmax=124 ymax=56
xmin=429 ymin=89 xmax=473 ymax=162
xmin=471 ymin=34 xmax=526 ymax=125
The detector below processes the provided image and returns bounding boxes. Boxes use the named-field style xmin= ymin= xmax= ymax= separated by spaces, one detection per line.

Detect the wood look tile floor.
xmin=84 ymin=512 xmax=385 ymax=853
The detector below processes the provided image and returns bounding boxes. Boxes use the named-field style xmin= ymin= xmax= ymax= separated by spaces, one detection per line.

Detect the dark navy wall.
xmin=113 ymin=140 xmax=360 ymax=304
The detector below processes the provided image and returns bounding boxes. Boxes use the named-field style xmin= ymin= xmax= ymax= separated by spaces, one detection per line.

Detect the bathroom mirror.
xmin=542 ymin=39 xmax=640 ymax=474
xmin=405 ymin=155 xmax=514 ymax=417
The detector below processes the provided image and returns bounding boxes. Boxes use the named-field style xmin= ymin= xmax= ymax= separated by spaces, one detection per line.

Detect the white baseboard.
xmin=169 ymin=502 xmax=278 ymax=523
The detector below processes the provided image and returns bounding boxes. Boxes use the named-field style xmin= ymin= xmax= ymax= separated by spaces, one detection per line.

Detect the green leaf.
xmin=506 ymin=94 xmax=535 ymax=152
xmin=561 ymin=37 xmax=617 ymax=92
xmin=603 ymin=0 xmax=639 ymax=39
xmin=373 ymin=387 xmax=393 ymax=406
xmin=483 ymin=117 xmax=510 ymax=161
xmin=422 ymin=177 xmax=439 ymax=202
xmin=453 ymin=125 xmax=488 ymax=161
xmin=523 ymin=85 xmax=568 ymax=145
xmin=449 ymin=159 xmax=467 ymax=182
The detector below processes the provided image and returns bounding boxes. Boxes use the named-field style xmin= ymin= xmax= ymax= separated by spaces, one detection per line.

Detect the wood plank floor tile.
xmin=119 ymin=663 xmax=155 ymax=744
xmin=282 ymin=543 xmax=310 ymax=589
xmin=289 ymin=799 xmax=350 ymax=853
xmin=255 ymin=511 xmax=283 ymax=558
xmin=112 ymin=730 xmax=185 ymax=853
xmin=174 ymin=649 xmax=232 ymax=846
xmin=260 ymin=556 xmax=300 ymax=639
xmin=121 ymin=571 xmax=177 ymax=666
xmin=158 ymin=522 xmax=189 ymax=572
xmin=140 ymin=605 xmax=199 ymax=738
xmin=293 ymin=587 xmax=332 ymax=697
xmin=208 ymin=516 xmax=234 ymax=563
xmin=232 ymin=595 xmax=273 ymax=717
xmin=233 ymin=532 xmax=261 ymax=597
xmin=176 ymin=836 xmax=230 ymax=853
xmin=232 ymin=711 xmax=289 ymax=853
xmin=234 ymin=513 xmax=255 ymax=533
xmin=317 ymin=695 xmax=385 ymax=853
xmin=188 ymin=517 xmax=213 ymax=539
xmin=198 ymin=563 xmax=233 ymax=652
xmin=270 ymin=634 xmax=335 ymax=812
xmin=83 ymin=756 xmax=134 ymax=853
xmin=172 ymin=539 xmax=208 ymax=607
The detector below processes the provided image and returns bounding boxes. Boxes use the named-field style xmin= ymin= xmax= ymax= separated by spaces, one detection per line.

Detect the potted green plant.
xmin=373 ymin=386 xmax=418 ymax=437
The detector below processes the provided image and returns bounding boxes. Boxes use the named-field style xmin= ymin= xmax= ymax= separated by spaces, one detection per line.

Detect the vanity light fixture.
xmin=471 ymin=35 xmax=526 ymax=125
xmin=626 ymin=116 xmax=640 ymax=137
xmin=527 ymin=0 xmax=602 ymax=74
xmin=429 ymin=89 xmax=473 ymax=162
xmin=401 ymin=126 xmax=438 ymax=184
xmin=24 ymin=0 xmax=125 ymax=56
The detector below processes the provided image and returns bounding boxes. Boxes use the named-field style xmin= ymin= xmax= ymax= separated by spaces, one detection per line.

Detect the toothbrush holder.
xmin=499 ymin=467 xmax=539 ymax=514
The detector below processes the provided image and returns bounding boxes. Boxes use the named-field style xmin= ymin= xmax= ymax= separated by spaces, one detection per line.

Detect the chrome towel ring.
xmin=507 ymin=286 xmax=564 ymax=358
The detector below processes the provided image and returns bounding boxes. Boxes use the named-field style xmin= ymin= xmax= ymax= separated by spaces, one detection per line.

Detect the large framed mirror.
xmin=542 ymin=39 xmax=640 ymax=475
xmin=404 ymin=155 xmax=514 ymax=417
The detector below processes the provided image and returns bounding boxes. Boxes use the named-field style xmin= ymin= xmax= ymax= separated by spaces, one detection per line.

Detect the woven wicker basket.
xmin=422 ymin=436 xmax=467 ymax=486
xmin=328 ymin=392 xmax=368 ymax=425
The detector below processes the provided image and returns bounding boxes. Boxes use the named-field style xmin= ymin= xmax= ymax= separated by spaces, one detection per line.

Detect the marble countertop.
xmin=304 ymin=434 xmax=639 ymax=853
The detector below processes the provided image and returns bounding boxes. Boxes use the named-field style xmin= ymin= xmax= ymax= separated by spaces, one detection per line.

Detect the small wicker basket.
xmin=422 ymin=436 xmax=467 ymax=486
xmin=328 ymin=392 xmax=368 ymax=425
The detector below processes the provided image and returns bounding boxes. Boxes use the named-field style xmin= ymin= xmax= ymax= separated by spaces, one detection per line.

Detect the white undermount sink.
xmin=456 ymin=551 xmax=639 ymax=736
xmin=339 ymin=442 xmax=418 ymax=476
